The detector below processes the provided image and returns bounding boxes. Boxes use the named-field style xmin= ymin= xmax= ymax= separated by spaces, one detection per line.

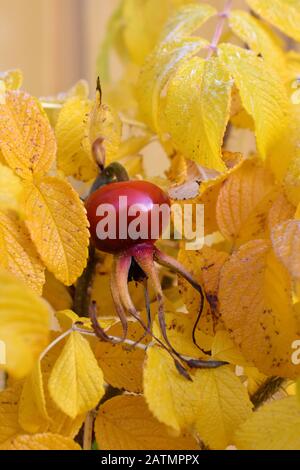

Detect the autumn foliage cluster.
xmin=0 ymin=0 xmax=300 ymax=451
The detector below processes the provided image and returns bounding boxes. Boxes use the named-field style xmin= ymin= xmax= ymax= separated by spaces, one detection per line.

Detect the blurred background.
xmin=0 ymin=0 xmax=249 ymax=97
xmin=0 ymin=0 xmax=119 ymax=96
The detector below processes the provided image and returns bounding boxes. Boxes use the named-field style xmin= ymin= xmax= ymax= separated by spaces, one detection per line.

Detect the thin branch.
xmin=73 ymin=325 xmax=148 ymax=351
xmin=83 ymin=410 xmax=95 ymax=451
xmin=39 ymin=328 xmax=73 ymax=362
xmin=206 ymin=0 xmax=233 ymax=60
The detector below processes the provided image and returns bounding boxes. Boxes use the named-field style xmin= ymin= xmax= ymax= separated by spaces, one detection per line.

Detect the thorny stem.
xmin=250 ymin=377 xmax=286 ymax=410
xmin=206 ymin=0 xmax=233 ymax=60
xmin=73 ymin=245 xmax=97 ymax=317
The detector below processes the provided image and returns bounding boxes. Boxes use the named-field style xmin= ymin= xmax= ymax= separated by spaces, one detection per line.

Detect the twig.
xmin=74 ymin=325 xmax=148 ymax=351
xmin=206 ymin=0 xmax=233 ymax=60
xmin=39 ymin=328 xmax=73 ymax=362
xmin=83 ymin=410 xmax=95 ymax=451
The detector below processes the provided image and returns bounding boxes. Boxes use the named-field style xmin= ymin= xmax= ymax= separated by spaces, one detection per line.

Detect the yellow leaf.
xmin=42 ymin=271 xmax=72 ymax=312
xmin=219 ymin=44 xmax=291 ymax=180
xmin=117 ymin=135 xmax=151 ymax=160
xmin=154 ymin=310 xmax=213 ymax=359
xmin=23 ymin=176 xmax=89 ymax=286
xmin=48 ymin=331 xmax=105 ymax=418
xmin=0 ymin=164 xmax=22 ymax=212
xmin=95 ymin=395 xmax=198 ymax=450
xmin=55 ymin=310 xmax=94 ymax=331
xmin=164 ymin=57 xmax=231 ymax=171
xmin=284 ymin=147 xmax=300 ymax=206
xmin=193 ymin=366 xmax=253 ymax=450
xmin=83 ymin=95 xmax=122 ymax=167
xmin=246 ymin=0 xmax=300 ymax=42
xmin=216 ymin=159 xmax=276 ymax=246
xmin=137 ymin=38 xmax=207 ymax=131
xmin=229 ymin=10 xmax=286 ymax=80
xmin=230 ymin=86 xmax=254 ymax=130
xmin=18 ymin=362 xmax=49 ymax=433
xmin=0 ymin=383 xmax=23 ymax=444
xmin=94 ymin=320 xmax=147 ymax=393
xmin=56 ymin=97 xmax=98 ymax=182
xmin=268 ymin=192 xmax=295 ymax=232
xmin=0 ymin=91 xmax=56 ymax=179
xmin=0 ymin=269 xmax=49 ymax=378
xmin=122 ymin=0 xmax=195 ymax=65
xmin=219 ymin=240 xmax=300 ymax=378
xmin=286 ymin=50 xmax=300 ymax=83
xmin=144 ymin=346 xmax=252 ymax=449
xmin=235 ymin=396 xmax=300 ymax=450
xmin=0 ymin=433 xmax=81 ymax=450
xmin=0 ymin=210 xmax=45 ymax=294
xmin=0 ymin=69 xmax=23 ymax=90
xmin=160 ymin=2 xmax=217 ymax=44
xmin=212 ymin=330 xmax=250 ymax=367
xmin=271 ymin=219 xmax=300 ymax=280
xmin=244 ymin=366 xmax=267 ymax=396
xmin=39 ymin=336 xmax=85 ymax=437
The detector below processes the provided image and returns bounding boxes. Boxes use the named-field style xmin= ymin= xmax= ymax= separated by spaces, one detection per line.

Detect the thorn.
xmin=96 ymin=76 xmax=102 ymax=105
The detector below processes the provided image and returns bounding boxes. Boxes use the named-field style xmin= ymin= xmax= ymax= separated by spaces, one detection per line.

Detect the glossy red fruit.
xmin=85 ymin=180 xmax=170 ymax=253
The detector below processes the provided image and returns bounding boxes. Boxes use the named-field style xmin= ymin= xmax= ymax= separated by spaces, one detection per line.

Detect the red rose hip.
xmin=85 ymin=180 xmax=171 ymax=254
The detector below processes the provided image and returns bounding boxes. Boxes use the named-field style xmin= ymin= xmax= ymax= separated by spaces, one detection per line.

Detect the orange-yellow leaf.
xmin=216 ymin=159 xmax=276 ymax=245
xmin=0 ymin=210 xmax=45 ymax=294
xmin=42 ymin=271 xmax=72 ymax=312
xmin=0 ymin=433 xmax=81 ymax=450
xmin=271 ymin=219 xmax=300 ymax=280
xmin=219 ymin=240 xmax=300 ymax=378
xmin=94 ymin=395 xmax=198 ymax=450
xmin=18 ymin=361 xmax=49 ymax=433
xmin=94 ymin=321 xmax=147 ymax=393
xmin=23 ymin=176 xmax=89 ymax=286
xmin=0 ymin=384 xmax=23 ymax=444
xmin=268 ymin=193 xmax=295 ymax=232
xmin=0 ymin=91 xmax=56 ymax=179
